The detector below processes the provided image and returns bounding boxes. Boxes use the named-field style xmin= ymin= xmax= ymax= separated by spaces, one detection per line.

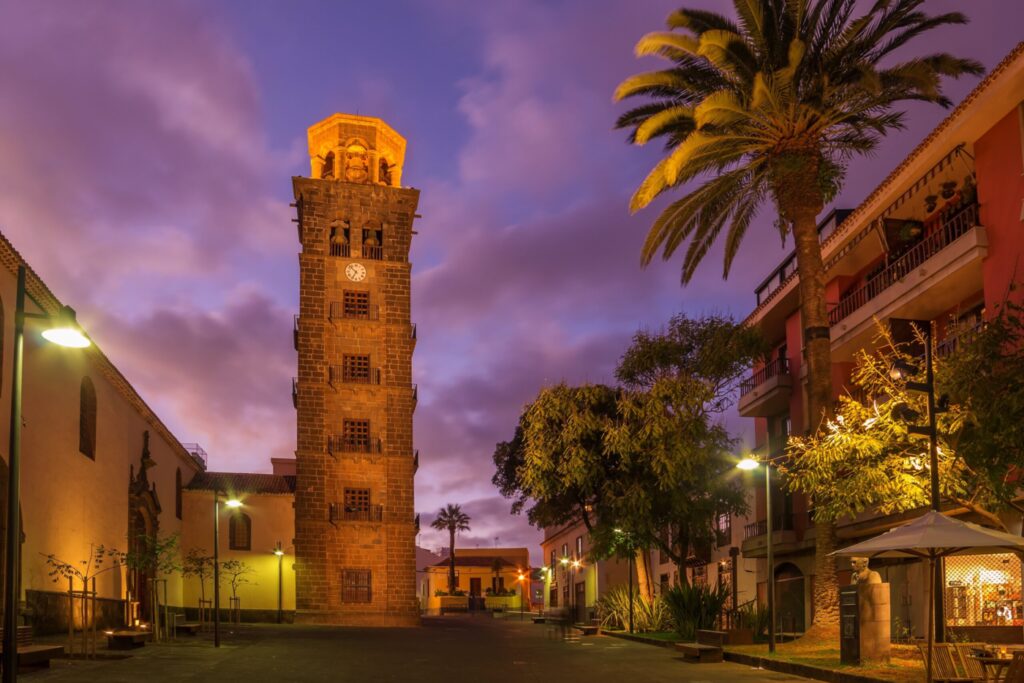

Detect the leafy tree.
xmin=115 ymin=532 xmax=182 ymax=580
xmin=220 ymin=559 xmax=255 ymax=599
xmin=783 ymin=323 xmax=1013 ymax=531
xmin=494 ymin=315 xmax=759 ymax=599
xmin=430 ymin=504 xmax=471 ymax=593
xmin=615 ymin=0 xmax=981 ymax=627
xmin=940 ymin=301 xmax=1024 ymax=507
xmin=182 ymin=548 xmax=215 ymax=604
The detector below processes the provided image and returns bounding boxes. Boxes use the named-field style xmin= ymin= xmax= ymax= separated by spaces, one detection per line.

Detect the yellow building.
xmin=423 ymin=548 xmax=529 ymax=615
xmin=180 ymin=459 xmax=297 ymax=621
xmin=0 ymin=233 xmax=205 ymax=632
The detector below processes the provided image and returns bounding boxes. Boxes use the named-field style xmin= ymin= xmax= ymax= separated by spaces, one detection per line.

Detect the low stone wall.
xmin=26 ymin=589 xmax=126 ymax=635
xmin=182 ymin=607 xmax=295 ymax=624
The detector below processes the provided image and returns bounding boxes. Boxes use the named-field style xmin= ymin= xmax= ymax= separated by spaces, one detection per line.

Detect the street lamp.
xmin=517 ymin=571 xmax=526 ymax=621
xmin=213 ymin=494 xmax=242 ymax=647
xmin=273 ymin=542 xmax=285 ymax=624
xmin=4 ymin=265 xmax=90 ymax=683
xmin=571 ymin=560 xmax=581 ymax=624
xmin=890 ymin=326 xmax=948 ymax=641
xmin=559 ymin=557 xmax=570 ymax=621
xmin=737 ymin=456 xmax=776 ymax=654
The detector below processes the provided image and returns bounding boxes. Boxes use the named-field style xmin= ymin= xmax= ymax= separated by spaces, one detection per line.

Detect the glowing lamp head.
xmin=571 ymin=560 xmax=581 ymax=569
xmin=736 ymin=457 xmax=759 ymax=471
xmin=41 ymin=307 xmax=90 ymax=348
xmin=560 ymin=557 xmax=569 ymax=566
xmin=273 ymin=549 xmax=285 ymax=557
xmin=225 ymin=499 xmax=243 ymax=509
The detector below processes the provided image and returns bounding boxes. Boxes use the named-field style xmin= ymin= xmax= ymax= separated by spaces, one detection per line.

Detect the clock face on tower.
xmin=345 ymin=263 xmax=367 ymax=282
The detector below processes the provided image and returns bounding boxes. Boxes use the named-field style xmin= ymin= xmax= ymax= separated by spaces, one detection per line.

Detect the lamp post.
xmin=559 ymin=557 xmax=569 ymax=621
xmin=890 ymin=325 xmax=946 ymax=641
xmin=738 ymin=456 xmax=775 ymax=654
xmin=273 ymin=543 xmax=285 ymax=624
xmin=3 ymin=266 xmax=90 ymax=683
xmin=517 ymin=572 xmax=526 ymax=621
xmin=571 ymin=560 xmax=581 ymax=624
xmin=213 ymin=494 xmax=242 ymax=648
xmin=614 ymin=528 xmax=635 ymax=634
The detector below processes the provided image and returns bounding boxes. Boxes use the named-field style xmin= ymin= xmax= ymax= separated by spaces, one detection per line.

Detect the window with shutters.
xmin=229 ymin=512 xmax=251 ymax=551
xmin=342 ymin=569 xmax=372 ymax=603
xmin=79 ymin=377 xmax=97 ymax=459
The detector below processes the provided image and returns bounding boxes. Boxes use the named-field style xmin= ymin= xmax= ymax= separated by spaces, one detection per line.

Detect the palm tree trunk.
xmin=448 ymin=529 xmax=456 ymax=593
xmin=633 ymin=547 xmax=653 ymax=603
xmin=790 ymin=198 xmax=840 ymax=632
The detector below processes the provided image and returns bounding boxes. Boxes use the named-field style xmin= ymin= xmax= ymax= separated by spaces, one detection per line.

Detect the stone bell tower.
xmin=291 ymin=114 xmax=419 ymax=626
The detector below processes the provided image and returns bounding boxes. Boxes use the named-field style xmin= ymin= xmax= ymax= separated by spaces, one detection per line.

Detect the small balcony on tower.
xmin=329 ymin=297 xmax=379 ymax=322
xmin=329 ymin=502 xmax=383 ymax=524
xmin=737 ymin=357 xmax=792 ymax=418
xmin=327 ymin=433 xmax=382 ymax=457
xmin=329 ymin=360 xmax=381 ymax=387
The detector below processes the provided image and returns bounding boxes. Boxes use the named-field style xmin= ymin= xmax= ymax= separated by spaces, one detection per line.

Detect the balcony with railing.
xmin=362 ymin=244 xmax=383 ymax=260
xmin=329 ymin=301 xmax=379 ymax=322
xmin=291 ymin=377 xmax=298 ymax=409
xmin=327 ymin=435 xmax=383 ymax=457
xmin=413 ymin=449 xmax=419 ymax=473
xmin=293 ymin=314 xmax=300 ymax=350
xmin=329 ymin=241 xmax=351 ymax=258
xmin=737 ymin=357 xmax=792 ymax=418
xmin=936 ymin=320 xmax=985 ymax=359
xmin=741 ymin=510 xmax=816 ymax=558
xmin=180 ymin=443 xmax=208 ymax=470
xmin=328 ymin=366 xmax=381 ymax=386
xmin=330 ymin=503 xmax=383 ymax=523
xmin=412 ymin=384 xmax=418 ymax=404
xmin=829 ymin=199 xmax=986 ymax=358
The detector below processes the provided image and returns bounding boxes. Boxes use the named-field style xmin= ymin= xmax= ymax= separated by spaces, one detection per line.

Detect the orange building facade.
xmin=736 ymin=44 xmax=1024 ymax=639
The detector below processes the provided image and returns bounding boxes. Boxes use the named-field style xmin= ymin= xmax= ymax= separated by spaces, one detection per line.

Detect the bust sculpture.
xmin=850 ymin=556 xmax=882 ymax=585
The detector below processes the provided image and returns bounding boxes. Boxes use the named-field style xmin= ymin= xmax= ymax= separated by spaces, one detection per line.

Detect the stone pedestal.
xmin=840 ymin=583 xmax=891 ymax=664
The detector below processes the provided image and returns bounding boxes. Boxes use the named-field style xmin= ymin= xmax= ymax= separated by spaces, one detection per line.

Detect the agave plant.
xmin=596 ymin=586 xmax=673 ymax=632
xmin=662 ymin=582 xmax=731 ymax=641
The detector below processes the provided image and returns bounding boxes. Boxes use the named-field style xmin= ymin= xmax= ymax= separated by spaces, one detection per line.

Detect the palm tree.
xmin=430 ymin=504 xmax=471 ymax=593
xmin=616 ymin=0 xmax=980 ymax=629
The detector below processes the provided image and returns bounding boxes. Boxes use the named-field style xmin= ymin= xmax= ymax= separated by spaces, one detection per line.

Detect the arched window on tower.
xmin=321 ymin=151 xmax=335 ymax=179
xmin=79 ymin=377 xmax=97 ymax=459
xmin=229 ymin=512 xmax=251 ymax=551
xmin=175 ymin=468 xmax=183 ymax=519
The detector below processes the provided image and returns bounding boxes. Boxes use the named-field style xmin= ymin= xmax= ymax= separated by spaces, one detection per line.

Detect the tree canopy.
xmin=493 ymin=314 xmax=764 ymax=573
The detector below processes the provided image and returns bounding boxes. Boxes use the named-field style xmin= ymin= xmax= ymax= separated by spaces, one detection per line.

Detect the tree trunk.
xmin=448 ymin=530 xmax=457 ymax=593
xmin=777 ymin=157 xmax=839 ymax=633
xmin=633 ymin=547 xmax=653 ymax=603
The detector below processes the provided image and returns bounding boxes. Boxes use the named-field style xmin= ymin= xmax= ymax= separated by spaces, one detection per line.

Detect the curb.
xmin=723 ymin=651 xmax=888 ymax=683
xmin=602 ymin=630 xmax=678 ymax=648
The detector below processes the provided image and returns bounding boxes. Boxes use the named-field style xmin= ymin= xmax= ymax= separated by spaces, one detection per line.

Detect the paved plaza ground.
xmin=25 ymin=615 xmax=813 ymax=682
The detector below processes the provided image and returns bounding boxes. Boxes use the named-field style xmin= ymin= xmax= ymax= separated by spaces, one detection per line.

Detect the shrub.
xmin=734 ymin=600 xmax=770 ymax=641
xmin=663 ymin=583 xmax=730 ymax=641
xmin=596 ymin=586 xmax=673 ymax=632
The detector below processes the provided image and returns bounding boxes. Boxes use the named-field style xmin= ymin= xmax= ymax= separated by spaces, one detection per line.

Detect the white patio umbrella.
xmin=831 ymin=510 xmax=1024 ymax=683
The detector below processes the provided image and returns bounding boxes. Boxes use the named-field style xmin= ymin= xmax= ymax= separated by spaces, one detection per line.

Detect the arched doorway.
xmin=127 ymin=431 xmax=161 ymax=627
xmin=775 ymin=562 xmax=805 ymax=635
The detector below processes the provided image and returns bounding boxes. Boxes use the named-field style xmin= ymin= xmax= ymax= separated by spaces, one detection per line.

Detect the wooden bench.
xmin=0 ymin=626 xmax=64 ymax=669
xmin=531 ymin=616 xmax=546 ymax=624
xmin=574 ymin=624 xmax=599 ymax=636
xmin=106 ymin=630 xmax=150 ymax=650
xmin=175 ymin=622 xmax=202 ymax=636
xmin=696 ymin=630 xmax=728 ymax=647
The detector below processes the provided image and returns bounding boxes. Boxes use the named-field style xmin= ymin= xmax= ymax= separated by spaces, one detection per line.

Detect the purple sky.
xmin=0 ymin=1 xmax=1019 ymax=560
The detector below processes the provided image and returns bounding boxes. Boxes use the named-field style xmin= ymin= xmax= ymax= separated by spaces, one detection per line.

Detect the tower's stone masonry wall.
xmin=291 ymin=122 xmax=420 ymax=626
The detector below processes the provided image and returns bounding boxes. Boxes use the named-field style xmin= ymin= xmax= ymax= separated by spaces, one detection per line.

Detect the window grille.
xmin=343 ymin=419 xmax=370 ymax=451
xmin=341 ymin=291 xmax=370 ymax=319
xmin=342 ymin=355 xmax=371 ymax=383
xmin=79 ymin=377 xmax=97 ymax=459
